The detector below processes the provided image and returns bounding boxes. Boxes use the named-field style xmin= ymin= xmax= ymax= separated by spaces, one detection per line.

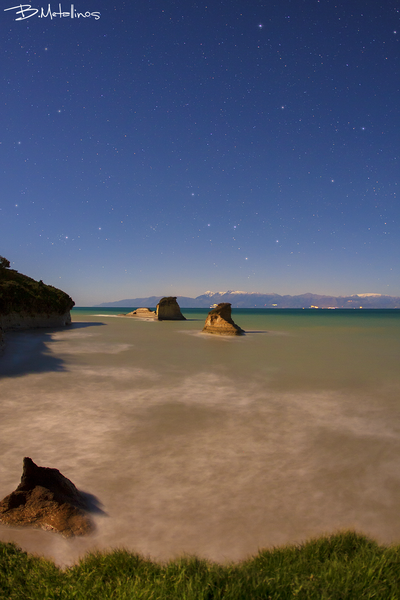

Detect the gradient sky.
xmin=1 ymin=0 xmax=399 ymax=305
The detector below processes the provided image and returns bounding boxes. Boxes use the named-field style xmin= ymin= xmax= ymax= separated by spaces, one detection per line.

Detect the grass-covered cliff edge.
xmin=0 ymin=257 xmax=74 ymax=317
xmin=1 ymin=531 xmax=400 ymax=599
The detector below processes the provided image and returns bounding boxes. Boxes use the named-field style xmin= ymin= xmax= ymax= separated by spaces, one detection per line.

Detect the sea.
xmin=0 ymin=307 xmax=400 ymax=566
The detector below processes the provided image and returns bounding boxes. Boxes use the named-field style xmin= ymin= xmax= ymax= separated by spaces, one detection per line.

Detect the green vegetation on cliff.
xmin=1 ymin=531 xmax=400 ymax=599
xmin=0 ymin=258 xmax=74 ymax=316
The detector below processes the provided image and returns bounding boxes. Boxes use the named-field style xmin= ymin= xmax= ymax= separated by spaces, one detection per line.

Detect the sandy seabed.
xmin=1 ymin=310 xmax=400 ymax=566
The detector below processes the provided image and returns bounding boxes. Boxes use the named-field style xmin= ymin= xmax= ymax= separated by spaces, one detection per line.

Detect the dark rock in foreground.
xmin=202 ymin=303 xmax=245 ymax=336
xmin=0 ymin=457 xmax=93 ymax=537
xmin=156 ymin=297 xmax=186 ymax=320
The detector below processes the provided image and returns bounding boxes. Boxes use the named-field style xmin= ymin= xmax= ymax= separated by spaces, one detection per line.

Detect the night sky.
xmin=1 ymin=0 xmax=399 ymax=305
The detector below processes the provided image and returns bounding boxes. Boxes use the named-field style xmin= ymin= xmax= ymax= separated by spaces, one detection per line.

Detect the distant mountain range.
xmin=98 ymin=291 xmax=400 ymax=309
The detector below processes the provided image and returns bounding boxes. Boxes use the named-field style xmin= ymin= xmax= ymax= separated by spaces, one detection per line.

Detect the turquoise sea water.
xmin=0 ymin=308 xmax=399 ymax=565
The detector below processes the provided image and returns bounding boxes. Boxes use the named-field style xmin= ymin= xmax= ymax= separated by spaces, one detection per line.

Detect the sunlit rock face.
xmin=156 ymin=297 xmax=186 ymax=320
xmin=202 ymin=303 xmax=245 ymax=336
xmin=0 ymin=458 xmax=94 ymax=538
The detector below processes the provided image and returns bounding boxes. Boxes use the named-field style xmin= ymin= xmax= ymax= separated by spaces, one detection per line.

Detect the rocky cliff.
xmin=0 ymin=263 xmax=74 ymax=331
xmin=0 ymin=311 xmax=72 ymax=330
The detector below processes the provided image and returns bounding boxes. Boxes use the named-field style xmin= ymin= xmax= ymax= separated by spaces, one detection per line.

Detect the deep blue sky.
xmin=1 ymin=0 xmax=399 ymax=304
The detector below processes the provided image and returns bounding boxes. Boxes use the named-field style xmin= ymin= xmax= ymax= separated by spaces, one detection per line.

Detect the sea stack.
xmin=156 ymin=297 xmax=186 ymax=320
xmin=202 ymin=303 xmax=245 ymax=335
xmin=0 ymin=457 xmax=94 ymax=538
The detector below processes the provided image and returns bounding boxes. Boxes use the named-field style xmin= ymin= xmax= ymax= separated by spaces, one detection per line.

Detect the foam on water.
xmin=0 ymin=310 xmax=400 ymax=566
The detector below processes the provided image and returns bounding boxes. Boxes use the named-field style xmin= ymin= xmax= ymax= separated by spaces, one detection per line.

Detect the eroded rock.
xmin=156 ymin=297 xmax=186 ymax=320
xmin=202 ymin=303 xmax=245 ymax=336
xmin=0 ymin=457 xmax=94 ymax=537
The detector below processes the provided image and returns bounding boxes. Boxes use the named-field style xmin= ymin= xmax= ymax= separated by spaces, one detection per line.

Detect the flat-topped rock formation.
xmin=0 ymin=457 xmax=94 ymax=538
xmin=121 ymin=308 xmax=157 ymax=318
xmin=202 ymin=303 xmax=245 ymax=336
xmin=156 ymin=297 xmax=186 ymax=321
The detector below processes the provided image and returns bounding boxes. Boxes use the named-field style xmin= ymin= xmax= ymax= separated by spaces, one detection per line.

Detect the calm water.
xmin=0 ymin=308 xmax=399 ymax=566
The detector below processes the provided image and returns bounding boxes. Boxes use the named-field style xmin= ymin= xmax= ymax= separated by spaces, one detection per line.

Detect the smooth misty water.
xmin=0 ymin=308 xmax=400 ymax=566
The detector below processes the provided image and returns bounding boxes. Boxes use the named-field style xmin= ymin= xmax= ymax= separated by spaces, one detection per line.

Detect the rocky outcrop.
xmin=0 ymin=457 xmax=94 ymax=537
xmin=0 ymin=265 xmax=74 ymax=335
xmin=122 ymin=308 xmax=156 ymax=318
xmin=0 ymin=311 xmax=72 ymax=331
xmin=202 ymin=303 xmax=245 ymax=336
xmin=156 ymin=297 xmax=186 ymax=321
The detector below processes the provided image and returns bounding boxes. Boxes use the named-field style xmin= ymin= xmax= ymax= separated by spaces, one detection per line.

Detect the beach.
xmin=0 ymin=308 xmax=399 ymax=566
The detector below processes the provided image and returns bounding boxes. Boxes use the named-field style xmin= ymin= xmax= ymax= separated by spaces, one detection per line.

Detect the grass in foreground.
xmin=1 ymin=531 xmax=400 ymax=599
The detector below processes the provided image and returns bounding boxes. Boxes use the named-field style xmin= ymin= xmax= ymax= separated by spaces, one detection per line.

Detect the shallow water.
xmin=0 ymin=308 xmax=400 ymax=566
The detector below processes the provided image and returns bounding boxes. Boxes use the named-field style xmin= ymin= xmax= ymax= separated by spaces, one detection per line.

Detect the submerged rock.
xmin=0 ymin=457 xmax=94 ymax=537
xmin=156 ymin=297 xmax=186 ymax=321
xmin=202 ymin=303 xmax=245 ymax=336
